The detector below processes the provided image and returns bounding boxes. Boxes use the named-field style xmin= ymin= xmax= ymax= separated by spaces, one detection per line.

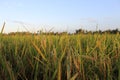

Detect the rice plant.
xmin=0 ymin=30 xmax=120 ymax=80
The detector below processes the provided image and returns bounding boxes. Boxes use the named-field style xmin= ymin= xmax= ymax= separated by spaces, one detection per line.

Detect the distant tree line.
xmin=75 ymin=28 xmax=120 ymax=34
xmin=3 ymin=28 xmax=120 ymax=36
xmin=8 ymin=32 xmax=32 ymax=35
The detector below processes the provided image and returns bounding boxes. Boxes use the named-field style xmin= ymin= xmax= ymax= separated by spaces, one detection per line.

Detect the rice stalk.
xmin=32 ymin=41 xmax=47 ymax=61
xmin=57 ymin=61 xmax=61 ymax=80
xmin=70 ymin=72 xmax=78 ymax=80
xmin=1 ymin=22 xmax=5 ymax=34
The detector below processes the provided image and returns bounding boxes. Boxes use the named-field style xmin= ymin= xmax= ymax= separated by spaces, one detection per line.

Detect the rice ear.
xmin=1 ymin=22 xmax=5 ymax=34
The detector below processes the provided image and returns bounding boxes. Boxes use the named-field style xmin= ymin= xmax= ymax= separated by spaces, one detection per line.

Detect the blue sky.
xmin=0 ymin=0 xmax=120 ymax=33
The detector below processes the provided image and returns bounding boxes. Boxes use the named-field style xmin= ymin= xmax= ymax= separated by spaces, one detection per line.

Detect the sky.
xmin=0 ymin=0 xmax=120 ymax=33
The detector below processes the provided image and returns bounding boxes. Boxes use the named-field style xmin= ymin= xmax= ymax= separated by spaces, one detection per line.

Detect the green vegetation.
xmin=0 ymin=33 xmax=120 ymax=80
xmin=0 ymin=22 xmax=120 ymax=80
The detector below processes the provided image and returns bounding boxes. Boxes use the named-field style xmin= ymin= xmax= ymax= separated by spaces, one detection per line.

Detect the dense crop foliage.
xmin=0 ymin=34 xmax=120 ymax=80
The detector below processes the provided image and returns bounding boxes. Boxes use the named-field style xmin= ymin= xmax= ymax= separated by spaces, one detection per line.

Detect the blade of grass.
xmin=33 ymin=56 xmax=44 ymax=65
xmin=32 ymin=41 xmax=47 ymax=61
xmin=1 ymin=22 xmax=5 ymax=34
xmin=59 ymin=45 xmax=67 ymax=62
xmin=70 ymin=72 xmax=78 ymax=80
xmin=2 ymin=56 xmax=15 ymax=80
xmin=58 ymin=61 xmax=61 ymax=80
xmin=34 ymin=60 xmax=39 ymax=80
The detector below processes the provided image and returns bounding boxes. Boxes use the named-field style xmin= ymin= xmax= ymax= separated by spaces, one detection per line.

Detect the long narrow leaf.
xmin=1 ymin=22 xmax=5 ymax=34
xmin=70 ymin=73 xmax=78 ymax=80
xmin=32 ymin=42 xmax=47 ymax=61
xmin=58 ymin=62 xmax=61 ymax=80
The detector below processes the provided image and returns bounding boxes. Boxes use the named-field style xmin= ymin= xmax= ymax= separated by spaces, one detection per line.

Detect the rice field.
xmin=0 ymin=33 xmax=120 ymax=80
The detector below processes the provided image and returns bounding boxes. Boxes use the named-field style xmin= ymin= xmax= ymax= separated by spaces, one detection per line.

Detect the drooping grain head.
xmin=1 ymin=22 xmax=5 ymax=34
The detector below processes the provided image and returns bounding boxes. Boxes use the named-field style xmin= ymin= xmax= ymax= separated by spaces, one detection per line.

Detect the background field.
xmin=0 ymin=33 xmax=120 ymax=80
